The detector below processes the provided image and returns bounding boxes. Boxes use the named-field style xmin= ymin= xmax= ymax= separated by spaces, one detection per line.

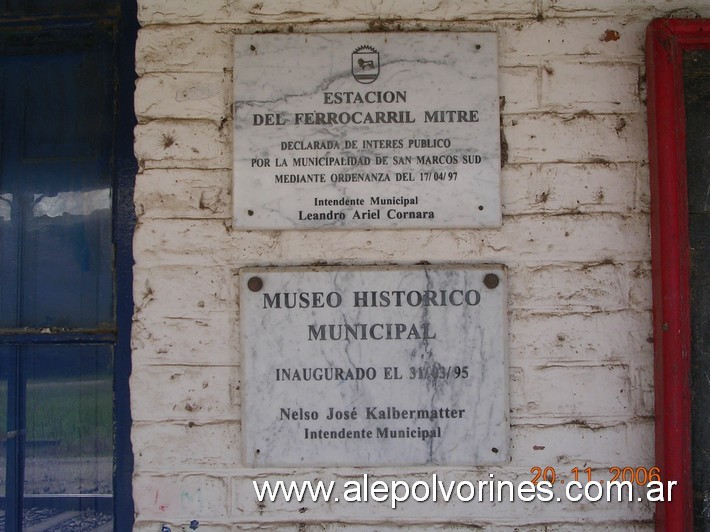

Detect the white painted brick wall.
xmin=131 ymin=0 xmax=710 ymax=529
xmin=138 ymin=0 xmax=539 ymax=25
xmin=135 ymin=73 xmax=230 ymax=120
xmin=541 ymin=62 xmax=641 ymax=113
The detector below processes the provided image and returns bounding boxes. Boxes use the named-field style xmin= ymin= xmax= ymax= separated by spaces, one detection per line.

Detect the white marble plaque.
xmin=233 ymin=32 xmax=500 ymax=229
xmin=240 ymin=265 xmax=509 ymax=467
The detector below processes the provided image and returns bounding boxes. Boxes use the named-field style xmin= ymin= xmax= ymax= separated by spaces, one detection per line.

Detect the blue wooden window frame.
xmin=0 ymin=0 xmax=136 ymax=529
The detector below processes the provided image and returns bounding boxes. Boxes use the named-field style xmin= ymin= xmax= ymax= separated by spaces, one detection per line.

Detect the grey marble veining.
xmin=233 ymin=32 xmax=501 ymax=230
xmin=240 ymin=265 xmax=509 ymax=467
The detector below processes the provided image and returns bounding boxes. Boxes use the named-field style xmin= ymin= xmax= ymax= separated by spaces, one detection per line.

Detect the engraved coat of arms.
xmin=352 ymin=45 xmax=379 ymax=84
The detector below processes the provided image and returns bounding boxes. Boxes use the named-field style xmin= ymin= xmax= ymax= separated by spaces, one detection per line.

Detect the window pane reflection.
xmin=0 ymin=190 xmax=113 ymax=329
xmin=0 ymin=345 xmax=113 ymax=530
xmin=0 ymin=194 xmax=11 ymax=222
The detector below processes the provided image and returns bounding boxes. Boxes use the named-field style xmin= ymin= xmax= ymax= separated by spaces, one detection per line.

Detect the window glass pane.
xmin=1 ymin=0 xmax=118 ymax=16
xmin=0 ymin=194 xmax=20 ymax=326
xmin=0 ymin=190 xmax=113 ymax=329
xmin=0 ymin=43 xmax=114 ymax=329
xmin=0 ymin=347 xmax=8 ymax=529
xmin=0 ymin=345 xmax=21 ymax=531
xmin=22 ymin=344 xmax=113 ymax=529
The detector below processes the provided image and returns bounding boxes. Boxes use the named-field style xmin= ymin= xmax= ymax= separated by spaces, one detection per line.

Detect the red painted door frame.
xmin=646 ymin=18 xmax=710 ymax=531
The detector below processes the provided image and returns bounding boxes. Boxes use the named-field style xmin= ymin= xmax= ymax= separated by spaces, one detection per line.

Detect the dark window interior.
xmin=685 ymin=48 xmax=710 ymax=531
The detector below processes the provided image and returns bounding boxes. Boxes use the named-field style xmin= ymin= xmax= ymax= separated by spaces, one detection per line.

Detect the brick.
xmin=134 ymin=473 xmax=229 ymax=519
xmin=133 ymin=421 xmax=241 ymax=469
xmin=510 ymin=421 xmax=654 ymax=467
xmin=546 ymin=525 xmax=653 ymax=531
xmin=628 ymin=263 xmax=652 ymax=310
xmin=501 ymin=164 xmax=538 ymax=213
xmin=132 ymin=312 xmax=238 ymax=366
xmin=135 ymin=169 xmax=232 ymax=219
xmin=632 ymin=355 xmax=655 ymax=417
xmin=138 ymin=0 xmax=230 ymax=25
xmin=133 ymin=265 xmax=236 ymax=318
xmin=502 ymin=163 xmax=637 ymax=215
xmin=138 ymin=0 xmax=537 ymax=25
xmin=484 ymin=213 xmax=650 ymax=264
xmin=498 ymin=18 xmax=647 ymax=65
xmin=500 ymin=66 xmax=540 ymax=113
xmin=509 ymin=310 xmax=653 ymax=364
xmin=503 ymin=113 xmax=647 ymax=164
xmin=542 ymin=62 xmax=640 ymax=113
xmin=542 ymin=0 xmax=710 ymax=18
xmin=136 ymin=73 xmax=229 ymax=121
xmin=135 ymin=120 xmax=230 ymax=169
xmin=510 ymin=363 xmax=632 ymax=422
xmin=135 ymin=525 xmax=231 ymax=532
xmin=131 ymin=365 xmax=240 ymax=422
xmin=637 ymin=162 xmax=650 ymax=213
xmin=136 ymin=25 xmax=232 ymax=74
xmin=508 ymin=262 xmax=646 ymax=313
xmin=133 ymin=219 xmax=281 ymax=267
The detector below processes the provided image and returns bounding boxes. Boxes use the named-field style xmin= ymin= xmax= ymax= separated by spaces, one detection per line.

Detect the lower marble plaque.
xmin=240 ymin=265 xmax=509 ymax=467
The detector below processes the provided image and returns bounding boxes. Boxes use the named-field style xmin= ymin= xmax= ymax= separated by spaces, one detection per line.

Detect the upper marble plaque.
xmin=240 ymin=265 xmax=509 ymax=467
xmin=233 ymin=32 xmax=500 ymax=230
